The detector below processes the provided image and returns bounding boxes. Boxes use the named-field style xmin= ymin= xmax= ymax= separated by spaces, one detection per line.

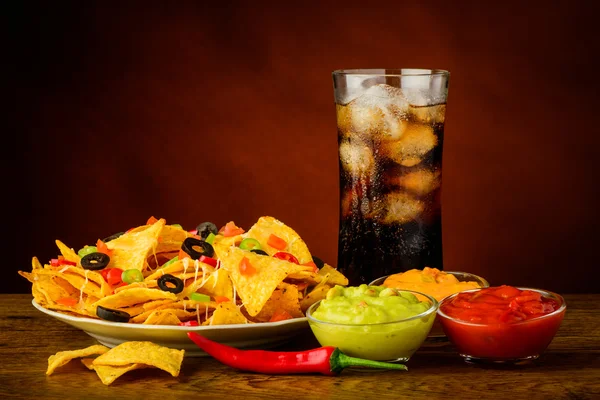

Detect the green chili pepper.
xmin=77 ymin=245 xmax=98 ymax=258
xmin=122 ymin=269 xmax=144 ymax=284
xmin=239 ymin=238 xmax=261 ymax=251
xmin=171 ymin=224 xmax=183 ymax=229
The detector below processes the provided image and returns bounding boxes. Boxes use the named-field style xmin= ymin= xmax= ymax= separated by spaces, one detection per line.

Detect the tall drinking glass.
xmin=333 ymin=69 xmax=450 ymax=285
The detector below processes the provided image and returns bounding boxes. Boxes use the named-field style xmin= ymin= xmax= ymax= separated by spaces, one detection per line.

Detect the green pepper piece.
xmin=162 ymin=256 xmax=179 ymax=268
xmin=190 ymin=293 xmax=211 ymax=302
xmin=77 ymin=245 xmax=98 ymax=258
xmin=122 ymin=269 xmax=144 ymax=284
xmin=205 ymin=233 xmax=216 ymax=245
xmin=171 ymin=223 xmax=183 ymax=229
xmin=239 ymin=238 xmax=261 ymax=251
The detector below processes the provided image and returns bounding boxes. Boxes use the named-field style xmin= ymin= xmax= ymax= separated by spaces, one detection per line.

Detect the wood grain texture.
xmin=0 ymin=294 xmax=598 ymax=399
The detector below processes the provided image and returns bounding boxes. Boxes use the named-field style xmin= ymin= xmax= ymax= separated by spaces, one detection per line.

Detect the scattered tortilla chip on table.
xmin=46 ymin=344 xmax=110 ymax=375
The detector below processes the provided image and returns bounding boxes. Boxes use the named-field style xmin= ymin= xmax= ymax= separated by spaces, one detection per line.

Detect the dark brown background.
xmin=8 ymin=1 xmax=599 ymax=294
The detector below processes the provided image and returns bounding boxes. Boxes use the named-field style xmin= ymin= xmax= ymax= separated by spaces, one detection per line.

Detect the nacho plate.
xmin=32 ymin=299 xmax=308 ymax=356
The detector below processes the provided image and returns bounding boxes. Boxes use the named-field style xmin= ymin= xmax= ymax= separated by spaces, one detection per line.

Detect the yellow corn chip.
xmin=32 ymin=256 xmax=43 ymax=270
xmin=47 ymin=344 xmax=110 ymax=375
xmin=245 ymin=216 xmax=313 ymax=263
xmin=216 ymin=246 xmax=308 ymax=316
xmin=93 ymin=341 xmax=184 ymax=377
xmin=131 ymin=300 xmax=214 ymax=323
xmin=300 ymin=284 xmax=332 ymax=312
xmin=318 ymin=264 xmax=349 ymax=286
xmin=92 ymin=287 xmax=177 ymax=310
xmin=142 ymin=309 xmax=182 ymax=325
xmin=254 ymin=283 xmax=304 ymax=322
xmin=106 ymin=218 xmax=165 ymax=271
xmin=55 ymin=240 xmax=80 ymax=264
xmin=81 ymin=358 xmax=147 ymax=385
xmin=209 ymin=303 xmax=249 ymax=325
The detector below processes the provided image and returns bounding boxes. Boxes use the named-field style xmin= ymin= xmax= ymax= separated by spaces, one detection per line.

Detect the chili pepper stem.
xmin=330 ymin=348 xmax=408 ymax=374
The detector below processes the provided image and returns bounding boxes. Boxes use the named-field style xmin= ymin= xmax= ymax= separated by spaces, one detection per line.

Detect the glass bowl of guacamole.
xmin=306 ymin=284 xmax=438 ymax=363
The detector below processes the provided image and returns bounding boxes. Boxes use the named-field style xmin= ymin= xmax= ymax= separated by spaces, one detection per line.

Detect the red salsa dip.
xmin=437 ymin=285 xmax=566 ymax=361
xmin=440 ymin=285 xmax=560 ymax=324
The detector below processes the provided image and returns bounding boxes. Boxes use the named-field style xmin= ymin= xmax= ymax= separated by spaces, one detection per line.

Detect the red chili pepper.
xmin=186 ymin=332 xmax=408 ymax=376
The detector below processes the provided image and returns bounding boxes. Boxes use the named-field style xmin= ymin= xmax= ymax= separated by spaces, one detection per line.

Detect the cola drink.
xmin=333 ymin=69 xmax=450 ymax=285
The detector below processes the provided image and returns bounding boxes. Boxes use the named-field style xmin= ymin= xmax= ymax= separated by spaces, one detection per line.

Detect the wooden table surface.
xmin=1 ymin=294 xmax=599 ymax=400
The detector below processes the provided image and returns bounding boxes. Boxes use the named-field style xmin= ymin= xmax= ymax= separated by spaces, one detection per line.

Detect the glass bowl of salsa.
xmin=436 ymin=285 xmax=566 ymax=364
xmin=306 ymin=284 xmax=438 ymax=363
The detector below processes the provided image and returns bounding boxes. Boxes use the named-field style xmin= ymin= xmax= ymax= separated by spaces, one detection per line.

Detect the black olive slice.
xmin=96 ymin=305 xmax=130 ymax=322
xmin=312 ymin=256 xmax=325 ymax=269
xmin=102 ymin=232 xmax=124 ymax=243
xmin=182 ymin=237 xmax=214 ymax=259
xmin=251 ymin=249 xmax=269 ymax=256
xmin=81 ymin=252 xmax=111 ymax=270
xmin=195 ymin=222 xmax=218 ymax=240
xmin=158 ymin=274 xmax=184 ymax=294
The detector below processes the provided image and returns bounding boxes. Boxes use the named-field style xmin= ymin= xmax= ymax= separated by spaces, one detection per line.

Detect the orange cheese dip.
xmin=382 ymin=267 xmax=482 ymax=301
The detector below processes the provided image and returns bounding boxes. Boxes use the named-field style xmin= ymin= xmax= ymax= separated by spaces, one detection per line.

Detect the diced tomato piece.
xmin=50 ymin=258 xmax=77 ymax=267
xmin=269 ymin=309 xmax=293 ymax=322
xmin=178 ymin=249 xmax=191 ymax=260
xmin=220 ymin=221 xmax=245 ymax=237
xmin=273 ymin=252 xmax=299 ymax=264
xmin=146 ymin=216 xmax=158 ymax=225
xmin=56 ymin=297 xmax=78 ymax=306
xmin=214 ymin=296 xmax=230 ymax=303
xmin=301 ymin=261 xmax=319 ymax=273
xmin=199 ymin=255 xmax=218 ymax=268
xmin=239 ymin=257 xmax=257 ymax=276
xmin=101 ymin=268 xmax=111 ymax=282
xmin=96 ymin=239 xmax=113 ymax=257
xmin=267 ymin=234 xmax=287 ymax=250
xmin=107 ymin=268 xmax=124 ymax=286
xmin=179 ymin=320 xmax=200 ymax=326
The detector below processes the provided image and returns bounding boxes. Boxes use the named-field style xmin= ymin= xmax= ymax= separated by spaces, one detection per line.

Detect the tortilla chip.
xmin=55 ymin=240 xmax=80 ymax=264
xmin=300 ymin=284 xmax=332 ymax=312
xmin=208 ymin=303 xmax=249 ymax=325
xmin=92 ymin=287 xmax=177 ymax=311
xmin=254 ymin=283 xmax=304 ymax=322
xmin=318 ymin=264 xmax=349 ymax=286
xmin=179 ymin=268 xmax=234 ymax=301
xmin=216 ymin=246 xmax=307 ymax=316
xmin=131 ymin=300 xmax=213 ymax=324
xmin=142 ymin=309 xmax=182 ymax=325
xmin=106 ymin=219 xmax=165 ymax=271
xmin=47 ymin=344 xmax=110 ymax=375
xmin=93 ymin=341 xmax=184 ymax=377
xmin=32 ymin=256 xmax=43 ymax=270
xmin=245 ymin=216 xmax=313 ymax=263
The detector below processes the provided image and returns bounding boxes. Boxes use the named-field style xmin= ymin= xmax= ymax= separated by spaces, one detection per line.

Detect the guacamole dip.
xmin=311 ymin=284 xmax=430 ymax=324
xmin=308 ymin=284 xmax=436 ymax=361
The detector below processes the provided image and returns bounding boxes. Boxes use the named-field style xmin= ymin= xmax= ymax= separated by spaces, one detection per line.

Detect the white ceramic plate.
xmin=32 ymin=300 xmax=309 ymax=356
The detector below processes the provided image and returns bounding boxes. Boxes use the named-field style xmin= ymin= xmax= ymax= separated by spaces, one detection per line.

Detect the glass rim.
xmin=332 ymin=68 xmax=450 ymax=77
